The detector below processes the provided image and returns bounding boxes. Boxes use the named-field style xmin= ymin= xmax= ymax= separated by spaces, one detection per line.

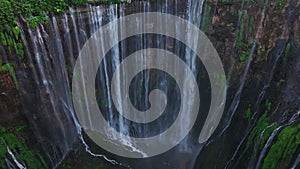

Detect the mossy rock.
xmin=0 ymin=126 xmax=48 ymax=169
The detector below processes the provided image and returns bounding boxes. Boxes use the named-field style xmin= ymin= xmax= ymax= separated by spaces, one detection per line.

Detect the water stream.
xmin=1 ymin=0 xmax=299 ymax=169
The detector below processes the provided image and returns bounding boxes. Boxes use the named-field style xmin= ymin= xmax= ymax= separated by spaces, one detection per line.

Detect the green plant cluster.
xmin=271 ymin=0 xmax=287 ymax=10
xmin=247 ymin=100 xmax=273 ymax=145
xmin=246 ymin=99 xmax=300 ymax=169
xmin=245 ymin=104 xmax=252 ymax=121
xmin=87 ymin=0 xmax=132 ymax=5
xmin=247 ymin=112 xmax=270 ymax=146
xmin=276 ymin=79 xmax=285 ymax=88
xmin=0 ymin=24 xmax=23 ymax=90
xmin=0 ymin=126 xmax=48 ymax=169
xmin=0 ymin=0 xmax=89 ymax=90
xmin=284 ymin=42 xmax=291 ymax=57
xmin=0 ymin=26 xmax=23 ymax=55
xmin=201 ymin=3 xmax=211 ymax=33
xmin=262 ymin=124 xmax=300 ymax=169
xmin=259 ymin=123 xmax=279 ymax=149
xmin=236 ymin=10 xmax=254 ymax=63
xmin=0 ymin=0 xmax=87 ymax=30
xmin=0 ymin=58 xmax=19 ymax=89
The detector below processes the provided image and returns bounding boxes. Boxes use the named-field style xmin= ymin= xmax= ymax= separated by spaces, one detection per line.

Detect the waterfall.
xmin=2 ymin=0 xmax=299 ymax=169
xmin=254 ymin=126 xmax=283 ymax=169
xmin=14 ymin=1 xmax=208 ymax=168
xmin=291 ymin=153 xmax=300 ymax=169
xmin=7 ymin=147 xmax=27 ymax=169
xmin=73 ymin=0 xmax=209 ymax=168
xmin=16 ymin=13 xmax=79 ymax=168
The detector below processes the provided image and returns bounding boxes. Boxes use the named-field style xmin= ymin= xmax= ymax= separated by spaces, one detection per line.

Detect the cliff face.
xmin=0 ymin=0 xmax=299 ymax=169
xmin=195 ymin=0 xmax=300 ymax=168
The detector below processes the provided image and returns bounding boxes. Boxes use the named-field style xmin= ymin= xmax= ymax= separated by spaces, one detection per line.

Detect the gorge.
xmin=0 ymin=0 xmax=299 ymax=169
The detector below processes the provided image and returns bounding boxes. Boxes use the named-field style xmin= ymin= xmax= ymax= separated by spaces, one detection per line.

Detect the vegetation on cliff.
xmin=0 ymin=0 xmax=87 ymax=30
xmin=0 ymin=126 xmax=48 ymax=169
xmin=262 ymin=124 xmax=300 ymax=169
xmin=0 ymin=0 xmax=88 ymax=89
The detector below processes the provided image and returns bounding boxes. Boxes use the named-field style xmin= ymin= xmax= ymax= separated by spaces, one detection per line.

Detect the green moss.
xmin=284 ymin=42 xmax=291 ymax=57
xmin=272 ymin=0 xmax=286 ymax=10
xmin=28 ymin=16 xmax=48 ymax=29
xmin=0 ymin=0 xmax=93 ymax=91
xmin=235 ymin=7 xmax=257 ymax=67
xmin=12 ymin=26 xmax=19 ymax=40
xmin=87 ymin=0 xmax=130 ymax=4
xmin=248 ymin=113 xmax=269 ymax=145
xmin=262 ymin=124 xmax=300 ymax=169
xmin=276 ymin=79 xmax=285 ymax=88
xmin=245 ymin=105 xmax=252 ymax=121
xmin=201 ymin=3 xmax=211 ymax=33
xmin=247 ymin=17 xmax=254 ymax=37
xmin=247 ymin=99 xmax=275 ymax=149
xmin=0 ymin=59 xmax=19 ymax=89
xmin=213 ymin=71 xmax=226 ymax=90
xmin=239 ymin=47 xmax=251 ymax=63
xmin=0 ymin=0 xmax=14 ymax=27
xmin=226 ymin=23 xmax=234 ymax=29
xmin=0 ymin=32 xmax=7 ymax=46
xmin=247 ymin=98 xmax=299 ymax=169
xmin=0 ymin=126 xmax=48 ymax=169
xmin=236 ymin=11 xmax=248 ymax=48
xmin=265 ymin=99 xmax=271 ymax=114
xmin=61 ymin=163 xmax=73 ymax=169
xmin=259 ymin=123 xmax=279 ymax=149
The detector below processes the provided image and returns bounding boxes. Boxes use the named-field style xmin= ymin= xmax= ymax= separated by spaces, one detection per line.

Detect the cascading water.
xmin=7 ymin=147 xmax=27 ymax=169
xmin=12 ymin=1 xmax=210 ymax=168
xmin=79 ymin=1 xmax=211 ymax=168
xmin=1 ymin=0 xmax=299 ymax=169
xmin=17 ymin=16 xmax=79 ymax=167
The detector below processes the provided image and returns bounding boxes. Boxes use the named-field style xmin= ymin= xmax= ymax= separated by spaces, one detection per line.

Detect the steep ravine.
xmin=0 ymin=0 xmax=299 ymax=169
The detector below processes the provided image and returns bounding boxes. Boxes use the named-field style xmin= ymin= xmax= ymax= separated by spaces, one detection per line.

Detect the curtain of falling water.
xmin=17 ymin=16 xmax=78 ymax=167
xmin=14 ymin=0 xmax=214 ymax=168
xmin=6 ymin=0 xmax=300 ymax=168
xmin=90 ymin=0 xmax=209 ymax=168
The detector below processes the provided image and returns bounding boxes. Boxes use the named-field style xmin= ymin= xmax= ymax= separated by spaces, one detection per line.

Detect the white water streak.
xmin=7 ymin=147 xmax=27 ymax=169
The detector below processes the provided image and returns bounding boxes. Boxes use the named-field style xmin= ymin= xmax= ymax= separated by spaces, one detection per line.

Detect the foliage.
xmin=264 ymin=99 xmax=271 ymax=114
xmin=276 ymin=79 xmax=285 ymax=88
xmin=28 ymin=16 xmax=48 ymax=29
xmin=246 ymin=99 xmax=300 ymax=169
xmin=0 ymin=126 xmax=48 ymax=169
xmin=0 ymin=0 xmax=89 ymax=32
xmin=262 ymin=124 xmax=300 ymax=169
xmin=226 ymin=23 xmax=234 ymax=29
xmin=0 ymin=58 xmax=19 ymax=89
xmin=239 ymin=47 xmax=251 ymax=63
xmin=201 ymin=3 xmax=211 ymax=33
xmin=272 ymin=0 xmax=286 ymax=10
xmin=213 ymin=71 xmax=226 ymax=90
xmin=0 ymin=0 xmax=90 ymax=90
xmin=0 ymin=0 xmax=14 ymax=27
xmin=247 ymin=112 xmax=270 ymax=145
xmin=247 ymin=17 xmax=254 ymax=36
xmin=61 ymin=163 xmax=73 ymax=169
xmin=284 ymin=42 xmax=291 ymax=57
xmin=235 ymin=9 xmax=255 ymax=67
xmin=87 ymin=0 xmax=131 ymax=4
xmin=259 ymin=123 xmax=279 ymax=149
xmin=247 ymin=100 xmax=272 ymax=145
xmin=245 ymin=105 xmax=252 ymax=121
xmin=236 ymin=11 xmax=247 ymax=48
xmin=65 ymin=0 xmax=87 ymax=6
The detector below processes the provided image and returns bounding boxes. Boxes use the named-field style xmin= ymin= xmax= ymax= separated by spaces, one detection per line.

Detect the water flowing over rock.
xmin=0 ymin=0 xmax=299 ymax=169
